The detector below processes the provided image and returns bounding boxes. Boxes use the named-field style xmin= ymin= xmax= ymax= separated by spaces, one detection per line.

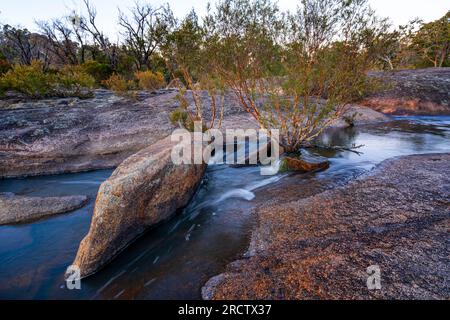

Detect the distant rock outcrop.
xmin=0 ymin=193 xmax=88 ymax=225
xmin=72 ymin=136 xmax=206 ymax=278
xmin=363 ymin=68 xmax=450 ymax=115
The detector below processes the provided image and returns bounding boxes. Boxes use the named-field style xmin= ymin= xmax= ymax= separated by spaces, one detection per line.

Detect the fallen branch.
xmin=304 ymin=143 xmax=365 ymax=156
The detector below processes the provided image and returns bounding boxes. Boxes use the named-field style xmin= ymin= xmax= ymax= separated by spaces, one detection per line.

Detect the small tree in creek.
xmin=203 ymin=0 xmax=378 ymax=153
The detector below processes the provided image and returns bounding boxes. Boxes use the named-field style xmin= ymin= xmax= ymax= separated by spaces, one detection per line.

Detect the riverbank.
xmin=203 ymin=153 xmax=450 ymax=300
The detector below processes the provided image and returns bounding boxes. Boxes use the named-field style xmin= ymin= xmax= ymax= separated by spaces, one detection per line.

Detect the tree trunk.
xmin=387 ymin=58 xmax=394 ymax=70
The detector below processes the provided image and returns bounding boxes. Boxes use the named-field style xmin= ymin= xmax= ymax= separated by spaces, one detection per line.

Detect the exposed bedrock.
xmin=72 ymin=135 xmax=206 ymax=278
xmin=0 ymin=193 xmax=88 ymax=225
xmin=202 ymin=153 xmax=450 ymax=300
xmin=0 ymin=89 xmax=388 ymax=178
xmin=0 ymin=90 xmax=179 ymax=178
xmin=363 ymin=68 xmax=450 ymax=115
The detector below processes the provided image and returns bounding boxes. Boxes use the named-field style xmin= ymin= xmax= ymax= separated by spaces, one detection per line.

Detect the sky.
xmin=0 ymin=0 xmax=449 ymax=40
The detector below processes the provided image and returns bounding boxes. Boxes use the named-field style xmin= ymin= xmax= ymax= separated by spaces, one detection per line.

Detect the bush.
xmin=0 ymin=60 xmax=56 ymax=98
xmin=58 ymin=65 xmax=96 ymax=90
xmin=134 ymin=70 xmax=165 ymax=91
xmin=102 ymin=74 xmax=135 ymax=95
xmin=82 ymin=60 xmax=113 ymax=84
xmin=0 ymin=60 xmax=96 ymax=98
xmin=169 ymin=108 xmax=189 ymax=126
xmin=0 ymin=55 xmax=11 ymax=75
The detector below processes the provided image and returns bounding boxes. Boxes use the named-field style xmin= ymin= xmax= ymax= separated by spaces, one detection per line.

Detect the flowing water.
xmin=0 ymin=116 xmax=449 ymax=299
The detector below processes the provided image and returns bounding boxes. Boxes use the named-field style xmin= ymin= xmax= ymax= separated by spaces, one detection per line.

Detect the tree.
xmin=119 ymin=3 xmax=174 ymax=70
xmin=200 ymin=0 xmax=377 ymax=153
xmin=36 ymin=18 xmax=79 ymax=65
xmin=68 ymin=13 xmax=88 ymax=64
xmin=413 ymin=11 xmax=450 ymax=67
xmin=77 ymin=0 xmax=118 ymax=69
xmin=0 ymin=25 xmax=47 ymax=66
xmin=165 ymin=10 xmax=225 ymax=130
xmin=362 ymin=18 xmax=401 ymax=70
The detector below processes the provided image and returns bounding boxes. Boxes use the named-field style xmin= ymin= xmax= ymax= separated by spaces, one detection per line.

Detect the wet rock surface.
xmin=73 ymin=136 xmax=206 ymax=278
xmin=203 ymin=153 xmax=450 ymax=300
xmin=0 ymin=193 xmax=88 ymax=225
xmin=363 ymin=68 xmax=450 ymax=115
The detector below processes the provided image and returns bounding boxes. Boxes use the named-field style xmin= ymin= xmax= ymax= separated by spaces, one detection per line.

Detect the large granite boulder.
xmin=72 ymin=136 xmax=206 ymax=277
xmin=0 ymin=193 xmax=88 ymax=225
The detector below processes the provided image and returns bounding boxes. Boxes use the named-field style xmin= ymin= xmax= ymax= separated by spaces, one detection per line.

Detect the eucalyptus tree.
xmin=36 ymin=18 xmax=79 ymax=65
xmin=76 ymin=0 xmax=118 ymax=68
xmin=412 ymin=11 xmax=450 ymax=67
xmin=119 ymin=2 xmax=175 ymax=70
xmin=0 ymin=25 xmax=49 ymax=67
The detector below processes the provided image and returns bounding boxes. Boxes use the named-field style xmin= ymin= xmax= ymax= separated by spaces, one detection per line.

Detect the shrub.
xmin=0 ymin=56 xmax=11 ymax=75
xmin=0 ymin=60 xmax=55 ymax=98
xmin=0 ymin=60 xmax=96 ymax=98
xmin=169 ymin=108 xmax=190 ymax=126
xmin=82 ymin=60 xmax=113 ymax=84
xmin=134 ymin=70 xmax=165 ymax=91
xmin=102 ymin=74 xmax=135 ymax=96
xmin=58 ymin=65 xmax=96 ymax=90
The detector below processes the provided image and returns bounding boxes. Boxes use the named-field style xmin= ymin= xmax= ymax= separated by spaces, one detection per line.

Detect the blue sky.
xmin=0 ymin=0 xmax=449 ymax=39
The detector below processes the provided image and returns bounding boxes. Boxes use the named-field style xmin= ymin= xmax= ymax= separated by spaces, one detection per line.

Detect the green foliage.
xmin=0 ymin=60 xmax=53 ymax=97
xmin=101 ymin=73 xmax=135 ymax=96
xmin=134 ymin=70 xmax=165 ymax=91
xmin=82 ymin=60 xmax=113 ymax=84
xmin=58 ymin=65 xmax=95 ymax=89
xmin=412 ymin=11 xmax=450 ymax=67
xmin=169 ymin=108 xmax=190 ymax=127
xmin=115 ymin=53 xmax=136 ymax=78
xmin=0 ymin=60 xmax=95 ymax=98
xmin=102 ymin=71 xmax=166 ymax=95
xmin=194 ymin=0 xmax=379 ymax=152
xmin=0 ymin=52 xmax=11 ymax=75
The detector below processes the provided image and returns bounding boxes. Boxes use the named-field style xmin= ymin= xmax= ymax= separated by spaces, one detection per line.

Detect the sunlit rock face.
xmin=73 ymin=136 xmax=206 ymax=278
xmin=0 ymin=87 xmax=388 ymax=179
xmin=363 ymin=68 xmax=450 ymax=115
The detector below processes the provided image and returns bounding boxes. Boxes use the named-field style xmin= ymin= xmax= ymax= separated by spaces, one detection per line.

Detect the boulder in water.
xmin=72 ymin=135 xmax=206 ymax=277
xmin=280 ymin=156 xmax=330 ymax=173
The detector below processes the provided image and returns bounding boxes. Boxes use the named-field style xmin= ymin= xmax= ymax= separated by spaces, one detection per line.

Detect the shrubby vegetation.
xmin=101 ymin=70 xmax=165 ymax=96
xmin=0 ymin=0 xmax=448 ymax=150
xmin=0 ymin=60 xmax=95 ymax=98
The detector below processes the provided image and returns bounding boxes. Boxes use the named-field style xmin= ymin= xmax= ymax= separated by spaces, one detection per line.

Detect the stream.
xmin=0 ymin=116 xmax=449 ymax=299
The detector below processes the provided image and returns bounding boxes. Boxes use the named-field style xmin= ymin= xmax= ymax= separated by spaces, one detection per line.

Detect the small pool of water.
xmin=0 ymin=116 xmax=449 ymax=299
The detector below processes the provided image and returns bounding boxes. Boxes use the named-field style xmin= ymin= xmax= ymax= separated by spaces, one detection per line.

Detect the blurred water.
xmin=0 ymin=116 xmax=448 ymax=299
